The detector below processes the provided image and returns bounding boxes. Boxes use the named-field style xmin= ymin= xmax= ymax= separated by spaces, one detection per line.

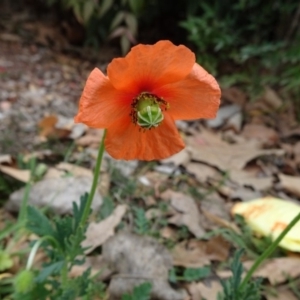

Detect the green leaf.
xmin=125 ymin=13 xmax=138 ymax=36
xmin=128 ymin=0 xmax=144 ymax=15
xmin=110 ymin=11 xmax=125 ymax=30
xmin=99 ymin=0 xmax=113 ymax=17
xmin=83 ymin=0 xmax=95 ymax=24
xmin=183 ymin=267 xmax=211 ymax=282
xmin=0 ymin=250 xmax=13 ymax=271
xmin=26 ymin=206 xmax=55 ymax=237
xmin=35 ymin=261 xmax=64 ymax=282
xmin=133 ymin=207 xmax=149 ymax=235
xmin=121 ymin=282 xmax=152 ymax=300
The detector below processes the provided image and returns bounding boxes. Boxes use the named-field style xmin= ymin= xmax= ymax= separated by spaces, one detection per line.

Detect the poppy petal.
xmin=107 ymin=40 xmax=195 ymax=94
xmin=105 ymin=113 xmax=185 ymax=160
xmin=74 ymin=68 xmax=134 ymax=128
xmin=153 ymin=63 xmax=221 ymax=120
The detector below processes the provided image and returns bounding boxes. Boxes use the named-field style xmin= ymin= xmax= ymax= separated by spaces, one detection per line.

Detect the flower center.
xmin=130 ymin=92 xmax=169 ymax=130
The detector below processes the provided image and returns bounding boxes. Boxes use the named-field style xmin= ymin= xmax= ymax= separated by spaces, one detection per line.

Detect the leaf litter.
xmin=1 ymin=36 xmax=300 ymax=299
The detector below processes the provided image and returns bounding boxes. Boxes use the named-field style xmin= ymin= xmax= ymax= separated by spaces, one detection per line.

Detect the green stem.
xmin=18 ymin=158 xmax=36 ymax=223
xmin=79 ymin=129 xmax=107 ymax=228
xmin=240 ymin=211 xmax=300 ymax=290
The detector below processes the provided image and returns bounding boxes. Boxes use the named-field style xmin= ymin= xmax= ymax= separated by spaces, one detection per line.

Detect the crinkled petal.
xmin=107 ymin=40 xmax=195 ymax=94
xmin=74 ymin=68 xmax=134 ymax=128
xmin=105 ymin=113 xmax=185 ymax=160
xmin=153 ymin=63 xmax=221 ymax=120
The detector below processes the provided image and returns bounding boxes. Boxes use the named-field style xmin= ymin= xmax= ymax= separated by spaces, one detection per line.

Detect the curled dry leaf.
xmin=232 ymin=197 xmax=300 ymax=251
xmin=82 ymin=205 xmax=127 ymax=254
xmin=103 ymin=232 xmax=186 ymax=300
xmin=161 ymin=190 xmax=205 ymax=238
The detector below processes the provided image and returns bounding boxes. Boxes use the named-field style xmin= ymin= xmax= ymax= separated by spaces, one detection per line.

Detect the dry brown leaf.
xmin=188 ymin=129 xmax=284 ymax=171
xmin=188 ymin=281 xmax=222 ymax=300
xmin=185 ymin=162 xmax=219 ymax=182
xmin=69 ymin=255 xmax=112 ymax=281
xmin=172 ymin=237 xmax=229 ymax=268
xmin=221 ymin=87 xmax=247 ymax=105
xmin=172 ymin=240 xmax=207 ymax=268
xmin=229 ymin=169 xmax=273 ymax=191
xmin=244 ymin=257 xmax=300 ymax=285
xmin=103 ymin=232 xmax=186 ymax=300
xmin=38 ymin=115 xmax=70 ymax=139
xmin=0 ymin=165 xmax=30 ymax=182
xmin=262 ymin=86 xmax=283 ymax=109
xmin=241 ymin=123 xmax=279 ymax=146
xmin=162 ymin=190 xmax=205 ymax=238
xmin=265 ymin=287 xmax=298 ymax=300
xmin=278 ymin=174 xmax=300 ymax=198
xmin=82 ymin=205 xmax=127 ymax=254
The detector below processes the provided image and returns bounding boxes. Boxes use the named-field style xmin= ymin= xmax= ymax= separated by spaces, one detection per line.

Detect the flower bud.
xmin=14 ymin=269 xmax=35 ymax=294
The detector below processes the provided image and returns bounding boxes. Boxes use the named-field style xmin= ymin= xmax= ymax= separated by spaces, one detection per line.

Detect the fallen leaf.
xmin=38 ymin=115 xmax=70 ymax=139
xmin=5 ymin=177 xmax=102 ymax=215
xmin=172 ymin=237 xmax=229 ymax=268
xmin=188 ymin=129 xmax=284 ymax=172
xmin=185 ymin=162 xmax=219 ymax=182
xmin=262 ymin=86 xmax=283 ymax=109
xmin=241 ymin=123 xmax=279 ymax=146
xmin=221 ymin=87 xmax=247 ymax=106
xmin=232 ymin=197 xmax=300 ymax=251
xmin=103 ymin=232 xmax=187 ymax=300
xmin=265 ymin=287 xmax=298 ymax=300
xmin=188 ymin=281 xmax=222 ymax=300
xmin=229 ymin=169 xmax=273 ymax=191
xmin=0 ymin=165 xmax=30 ymax=182
xmin=82 ymin=205 xmax=127 ymax=254
xmin=244 ymin=257 xmax=300 ymax=284
xmin=162 ymin=190 xmax=205 ymax=238
xmin=56 ymin=162 xmax=93 ymax=177
xmin=278 ymin=174 xmax=300 ymax=198
xmin=172 ymin=240 xmax=210 ymax=268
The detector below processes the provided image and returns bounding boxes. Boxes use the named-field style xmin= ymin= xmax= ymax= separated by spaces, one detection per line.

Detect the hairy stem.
xmin=79 ymin=129 xmax=107 ymax=228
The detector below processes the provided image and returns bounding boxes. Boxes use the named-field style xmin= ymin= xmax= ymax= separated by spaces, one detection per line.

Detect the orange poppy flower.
xmin=75 ymin=40 xmax=220 ymax=161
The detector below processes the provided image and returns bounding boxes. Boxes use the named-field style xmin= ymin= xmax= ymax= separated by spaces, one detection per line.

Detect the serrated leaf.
xmin=183 ymin=267 xmax=211 ymax=282
xmin=36 ymin=261 xmax=64 ymax=282
xmin=133 ymin=207 xmax=149 ymax=235
xmin=26 ymin=206 xmax=55 ymax=237
xmin=121 ymin=282 xmax=152 ymax=300
xmin=99 ymin=0 xmax=113 ymax=17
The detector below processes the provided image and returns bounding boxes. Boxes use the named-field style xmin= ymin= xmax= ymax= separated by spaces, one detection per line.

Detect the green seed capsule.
xmin=137 ymin=105 xmax=164 ymax=129
xmin=14 ymin=269 xmax=35 ymax=293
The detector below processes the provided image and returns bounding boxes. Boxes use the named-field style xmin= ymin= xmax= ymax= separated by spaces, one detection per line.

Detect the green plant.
xmin=121 ymin=282 xmax=152 ymax=300
xmin=180 ymin=0 xmax=300 ymax=97
xmin=218 ymin=249 xmax=262 ymax=300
